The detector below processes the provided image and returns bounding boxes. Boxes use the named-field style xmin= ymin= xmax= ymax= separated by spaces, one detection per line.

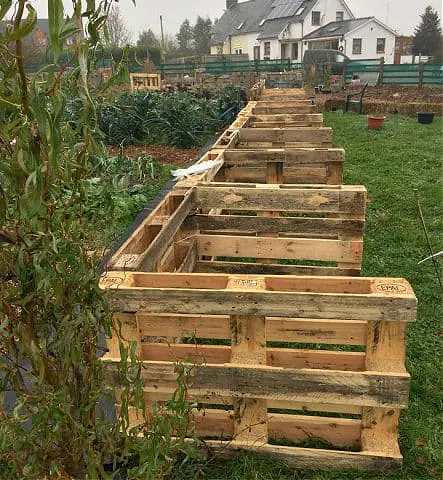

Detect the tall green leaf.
xmin=48 ymin=0 xmax=64 ymax=62
xmin=4 ymin=3 xmax=36 ymax=41
xmin=0 ymin=0 xmax=12 ymax=22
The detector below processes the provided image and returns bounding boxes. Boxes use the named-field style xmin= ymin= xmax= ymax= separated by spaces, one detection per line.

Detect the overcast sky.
xmin=31 ymin=0 xmax=443 ymax=37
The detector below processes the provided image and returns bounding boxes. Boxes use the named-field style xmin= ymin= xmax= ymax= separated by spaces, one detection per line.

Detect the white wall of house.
xmin=303 ymin=0 xmax=353 ymax=36
xmin=343 ymin=20 xmax=396 ymax=63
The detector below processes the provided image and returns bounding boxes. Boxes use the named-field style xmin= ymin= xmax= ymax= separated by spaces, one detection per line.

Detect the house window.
xmin=291 ymin=42 xmax=299 ymax=60
xmin=253 ymin=45 xmax=260 ymax=60
xmin=264 ymin=41 xmax=271 ymax=58
xmin=377 ymin=38 xmax=386 ymax=54
xmin=312 ymin=11 xmax=321 ymax=26
xmin=352 ymin=38 xmax=362 ymax=54
xmin=234 ymin=48 xmax=243 ymax=55
xmin=336 ymin=11 xmax=344 ymax=21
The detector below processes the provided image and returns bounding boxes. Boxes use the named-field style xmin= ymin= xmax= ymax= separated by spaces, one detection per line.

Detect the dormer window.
xmin=295 ymin=7 xmax=305 ymax=15
xmin=312 ymin=11 xmax=321 ymax=26
xmin=237 ymin=22 xmax=244 ymax=30
xmin=259 ymin=19 xmax=266 ymax=26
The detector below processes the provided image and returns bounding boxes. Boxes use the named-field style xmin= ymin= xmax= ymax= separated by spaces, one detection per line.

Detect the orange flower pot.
xmin=367 ymin=116 xmax=386 ymax=130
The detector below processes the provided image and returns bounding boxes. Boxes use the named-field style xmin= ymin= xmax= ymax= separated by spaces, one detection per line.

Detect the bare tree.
xmin=105 ymin=5 xmax=132 ymax=48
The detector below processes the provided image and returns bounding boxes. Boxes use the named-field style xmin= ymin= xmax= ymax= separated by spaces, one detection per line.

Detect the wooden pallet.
xmin=106 ymin=184 xmax=366 ymax=276
xmin=253 ymin=102 xmax=317 ymax=115
xmin=234 ymin=127 xmax=333 ymax=149
xmin=101 ymin=272 xmax=417 ymax=473
xmin=218 ymin=148 xmax=344 ymax=184
xmin=246 ymin=114 xmax=324 ymax=128
xmin=261 ymin=88 xmax=309 ymax=96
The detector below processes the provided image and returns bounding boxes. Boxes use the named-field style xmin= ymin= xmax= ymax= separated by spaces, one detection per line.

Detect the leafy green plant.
xmin=0 ymin=1 xmax=195 ymax=478
xmin=216 ymin=84 xmax=248 ymax=125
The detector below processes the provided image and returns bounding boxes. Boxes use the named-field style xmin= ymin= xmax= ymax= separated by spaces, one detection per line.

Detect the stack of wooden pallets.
xmin=101 ymin=87 xmax=417 ymax=474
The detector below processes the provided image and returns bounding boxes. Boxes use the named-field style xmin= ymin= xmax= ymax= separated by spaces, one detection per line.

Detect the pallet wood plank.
xmin=223 ymin=148 xmax=345 ymax=165
xmin=188 ymin=215 xmax=365 ymax=237
xmin=141 ymin=343 xmax=365 ymax=371
xmin=136 ymin=314 xmax=367 ymax=345
xmin=101 ymin=273 xmax=417 ymax=322
xmin=142 ymin=391 xmax=363 ymax=415
xmin=195 ymin=260 xmax=360 ymax=276
xmin=194 ymin=185 xmax=366 ymax=214
xmin=239 ymin=128 xmax=332 ymax=146
xmin=197 ymin=234 xmax=363 ymax=263
xmin=105 ymin=361 xmax=411 ymax=408
xmin=202 ymin=441 xmax=402 ymax=473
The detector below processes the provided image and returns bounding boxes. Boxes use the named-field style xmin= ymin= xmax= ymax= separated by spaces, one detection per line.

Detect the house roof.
xmin=303 ymin=17 xmax=396 ymax=40
xmin=211 ymin=0 xmax=274 ymax=45
xmin=211 ymin=0 xmax=318 ymax=45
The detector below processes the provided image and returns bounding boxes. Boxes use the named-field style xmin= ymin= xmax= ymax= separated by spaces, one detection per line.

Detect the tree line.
xmin=107 ymin=6 xmax=214 ymax=60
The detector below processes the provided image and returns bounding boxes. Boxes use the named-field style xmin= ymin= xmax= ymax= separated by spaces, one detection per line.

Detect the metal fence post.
xmin=377 ymin=57 xmax=385 ymax=86
xmin=418 ymin=62 xmax=424 ymax=88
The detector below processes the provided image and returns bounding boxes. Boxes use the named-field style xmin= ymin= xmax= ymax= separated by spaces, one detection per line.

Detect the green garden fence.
xmin=345 ymin=60 xmax=443 ymax=87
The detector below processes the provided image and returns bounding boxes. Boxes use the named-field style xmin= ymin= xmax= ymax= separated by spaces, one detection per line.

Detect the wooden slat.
xmin=141 ymin=343 xmax=366 ymax=371
xmin=194 ymin=185 xmax=367 ymax=214
xmin=202 ymin=441 xmax=402 ymax=472
xmin=228 ymin=276 xmax=268 ymax=444
xmin=102 ymin=273 xmax=417 ymax=322
xmin=253 ymin=106 xmax=317 ymax=115
xmin=106 ymin=361 xmax=411 ymax=408
xmin=108 ymin=191 xmax=194 ymax=271
xmin=136 ymin=314 xmax=367 ymax=345
xmin=142 ymin=391 xmax=362 ymax=415
xmin=195 ymin=260 xmax=360 ymax=277
xmin=223 ymin=148 xmax=344 ymax=165
xmin=176 ymin=240 xmax=198 ymax=273
xmin=188 ymin=215 xmax=365 ymax=237
xmin=221 ymin=166 xmax=332 ymax=184
xmin=239 ymin=128 xmax=332 ymax=146
xmin=249 ymin=114 xmax=323 ymax=123
xmin=197 ymin=235 xmax=363 ymax=263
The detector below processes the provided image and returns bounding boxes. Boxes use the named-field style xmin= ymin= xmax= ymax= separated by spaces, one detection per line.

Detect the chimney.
xmin=226 ymin=0 xmax=238 ymax=9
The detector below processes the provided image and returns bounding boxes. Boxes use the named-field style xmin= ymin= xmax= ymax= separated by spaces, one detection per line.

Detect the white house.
xmin=211 ymin=0 xmax=399 ymax=63
xmin=303 ymin=17 xmax=399 ymax=63
xmin=211 ymin=0 xmax=355 ymax=62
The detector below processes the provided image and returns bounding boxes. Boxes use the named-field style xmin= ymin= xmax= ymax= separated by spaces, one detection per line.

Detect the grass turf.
xmin=167 ymin=113 xmax=443 ymax=480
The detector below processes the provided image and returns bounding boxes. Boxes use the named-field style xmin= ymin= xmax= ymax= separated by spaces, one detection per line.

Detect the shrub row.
xmin=94 ymin=85 xmax=247 ymax=148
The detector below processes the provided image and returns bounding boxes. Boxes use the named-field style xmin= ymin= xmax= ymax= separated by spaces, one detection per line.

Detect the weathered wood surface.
xmin=195 ymin=260 xmax=360 ymax=276
xmin=238 ymin=128 xmax=333 ymax=147
xmin=196 ymin=235 xmax=363 ymax=263
xmin=136 ymin=314 xmax=367 ymax=345
xmin=188 ymin=215 xmax=364 ymax=237
xmin=105 ymin=360 xmax=410 ymax=408
xmin=222 ymin=148 xmax=344 ymax=165
xmin=194 ymin=184 xmax=366 ymax=214
xmin=101 ymin=273 xmax=417 ymax=322
xmin=201 ymin=441 xmax=402 ymax=473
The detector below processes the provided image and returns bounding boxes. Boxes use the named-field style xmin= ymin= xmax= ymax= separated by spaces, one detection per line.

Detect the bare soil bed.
xmin=107 ymin=145 xmax=201 ymax=166
xmin=315 ymin=86 xmax=443 ymax=115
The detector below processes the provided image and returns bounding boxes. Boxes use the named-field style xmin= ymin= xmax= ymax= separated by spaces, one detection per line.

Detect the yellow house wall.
xmin=229 ymin=34 xmax=249 ymax=54
xmin=211 ymin=42 xmax=233 ymax=55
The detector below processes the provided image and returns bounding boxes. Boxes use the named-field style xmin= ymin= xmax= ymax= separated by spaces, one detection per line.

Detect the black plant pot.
xmin=417 ymin=112 xmax=435 ymax=124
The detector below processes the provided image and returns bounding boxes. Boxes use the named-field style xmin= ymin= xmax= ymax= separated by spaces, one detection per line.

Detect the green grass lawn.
xmin=167 ymin=114 xmax=443 ymax=480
